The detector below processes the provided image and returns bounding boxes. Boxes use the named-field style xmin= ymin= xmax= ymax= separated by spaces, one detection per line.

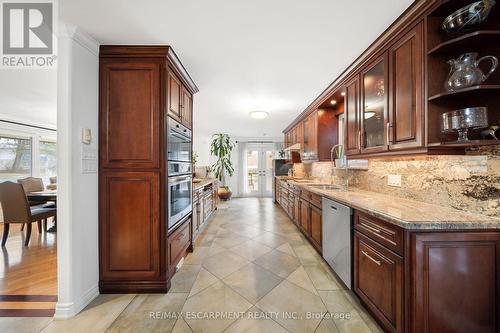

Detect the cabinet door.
xmin=100 ymin=61 xmax=160 ymax=169
xmin=345 ymin=75 xmax=361 ymax=156
xmin=308 ymin=112 xmax=318 ymax=160
xmin=100 ymin=171 xmax=160 ymax=280
xmin=168 ymin=71 xmax=182 ymax=122
xmin=361 ymin=53 xmax=389 ymax=154
xmin=302 ymin=119 xmax=309 ymax=158
xmin=181 ymin=87 xmax=192 ymax=129
xmin=310 ymin=205 xmax=322 ymax=252
xmin=296 ymin=122 xmax=304 ymax=148
xmin=411 ymin=232 xmax=500 ymax=333
xmin=354 ymin=231 xmax=403 ymax=333
xmin=300 ymin=199 xmax=310 ymax=234
xmin=388 ymin=22 xmax=424 ymax=150
xmin=294 ymin=196 xmax=301 ymax=226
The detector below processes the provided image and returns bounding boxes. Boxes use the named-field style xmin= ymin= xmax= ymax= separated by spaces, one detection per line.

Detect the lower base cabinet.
xmin=167 ymin=218 xmax=192 ymax=278
xmin=354 ymin=231 xmax=403 ymax=333
xmin=410 ymin=232 xmax=500 ymax=333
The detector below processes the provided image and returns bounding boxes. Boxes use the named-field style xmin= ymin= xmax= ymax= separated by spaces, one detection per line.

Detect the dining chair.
xmin=17 ymin=177 xmax=55 ymax=231
xmin=0 ymin=181 xmax=56 ymax=246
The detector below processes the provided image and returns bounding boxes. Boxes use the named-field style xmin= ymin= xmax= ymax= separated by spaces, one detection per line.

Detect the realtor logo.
xmin=1 ymin=1 xmax=56 ymax=68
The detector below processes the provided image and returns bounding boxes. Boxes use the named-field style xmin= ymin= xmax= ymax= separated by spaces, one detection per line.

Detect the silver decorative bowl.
xmin=442 ymin=0 xmax=496 ymax=33
xmin=441 ymin=107 xmax=489 ymax=141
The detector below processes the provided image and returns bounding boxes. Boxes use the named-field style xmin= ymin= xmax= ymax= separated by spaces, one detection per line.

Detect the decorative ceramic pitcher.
xmin=445 ymin=52 xmax=498 ymax=92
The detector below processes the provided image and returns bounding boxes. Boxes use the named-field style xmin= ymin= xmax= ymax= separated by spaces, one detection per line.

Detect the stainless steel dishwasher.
xmin=322 ymin=197 xmax=352 ymax=289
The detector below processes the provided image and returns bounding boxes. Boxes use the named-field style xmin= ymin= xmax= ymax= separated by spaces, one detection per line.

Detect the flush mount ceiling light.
xmin=249 ymin=111 xmax=269 ymax=119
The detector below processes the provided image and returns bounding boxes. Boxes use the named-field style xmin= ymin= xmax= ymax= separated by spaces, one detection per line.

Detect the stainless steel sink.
xmin=308 ymin=184 xmax=343 ymax=191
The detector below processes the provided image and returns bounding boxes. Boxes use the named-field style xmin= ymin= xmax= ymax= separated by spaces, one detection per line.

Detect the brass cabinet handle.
xmin=360 ymin=222 xmax=381 ymax=234
xmin=362 ymin=250 xmax=381 ymax=266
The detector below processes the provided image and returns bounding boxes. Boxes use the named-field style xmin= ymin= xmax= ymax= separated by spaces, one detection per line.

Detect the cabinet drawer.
xmin=310 ymin=193 xmax=322 ymax=208
xmin=300 ymin=189 xmax=311 ymax=201
xmin=354 ymin=231 xmax=403 ymax=333
xmin=168 ymin=218 xmax=191 ymax=268
xmin=354 ymin=211 xmax=404 ymax=255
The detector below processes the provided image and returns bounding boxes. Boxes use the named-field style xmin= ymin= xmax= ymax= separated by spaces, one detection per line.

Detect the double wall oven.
xmin=167 ymin=117 xmax=192 ymax=231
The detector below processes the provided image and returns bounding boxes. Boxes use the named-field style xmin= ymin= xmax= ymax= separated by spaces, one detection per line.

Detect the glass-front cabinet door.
xmin=361 ymin=54 xmax=388 ymax=153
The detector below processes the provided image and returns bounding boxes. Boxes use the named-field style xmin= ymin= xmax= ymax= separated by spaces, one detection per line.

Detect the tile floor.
xmin=0 ymin=198 xmax=382 ymax=333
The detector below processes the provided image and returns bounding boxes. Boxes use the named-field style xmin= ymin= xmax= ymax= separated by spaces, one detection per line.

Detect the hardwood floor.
xmin=0 ymin=220 xmax=57 ymax=317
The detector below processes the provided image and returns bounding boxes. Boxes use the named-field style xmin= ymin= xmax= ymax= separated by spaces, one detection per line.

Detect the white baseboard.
xmin=54 ymin=285 xmax=99 ymax=319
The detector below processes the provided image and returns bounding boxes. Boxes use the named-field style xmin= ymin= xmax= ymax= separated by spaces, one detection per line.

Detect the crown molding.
xmin=58 ymin=22 xmax=100 ymax=56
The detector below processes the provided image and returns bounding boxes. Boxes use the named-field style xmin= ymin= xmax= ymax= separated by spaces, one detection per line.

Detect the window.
xmin=40 ymin=140 xmax=57 ymax=184
xmin=0 ymin=136 xmax=32 ymax=182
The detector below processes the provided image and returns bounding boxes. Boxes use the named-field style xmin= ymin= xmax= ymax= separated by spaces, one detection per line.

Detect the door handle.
xmin=386 ymin=122 xmax=392 ymax=145
xmin=330 ymin=206 xmax=338 ymax=210
xmin=361 ymin=250 xmax=381 ymax=266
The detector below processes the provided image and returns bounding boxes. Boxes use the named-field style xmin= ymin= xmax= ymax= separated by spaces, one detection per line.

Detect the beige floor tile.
xmin=195 ymin=233 xmax=216 ymax=246
xmin=189 ymin=268 xmax=220 ymax=297
xmin=253 ymin=232 xmax=287 ymax=248
xmin=303 ymin=264 xmax=343 ymax=291
xmin=184 ymin=246 xmax=211 ymax=265
xmin=292 ymin=245 xmax=320 ymax=265
xmin=254 ymin=250 xmax=300 ymax=278
xmin=106 ymin=293 xmax=188 ymax=333
xmin=286 ymin=266 xmax=318 ymax=295
xmin=318 ymin=290 xmax=372 ymax=333
xmin=223 ymin=263 xmax=283 ymax=304
xmin=224 ymin=306 xmax=288 ymax=333
xmin=275 ymin=243 xmax=297 ymax=257
xmin=170 ymin=264 xmax=202 ymax=293
xmin=172 ymin=317 xmax=194 ymax=333
xmin=41 ymin=294 xmax=136 ymax=333
xmin=230 ymin=240 xmax=273 ymax=261
xmin=182 ymin=281 xmax=252 ymax=333
xmin=314 ymin=316 xmax=340 ymax=333
xmin=213 ymin=234 xmax=250 ymax=249
xmin=0 ymin=317 xmax=52 ymax=333
xmin=202 ymin=251 xmax=249 ymax=279
xmin=207 ymin=243 xmax=227 ymax=257
xmin=256 ymin=280 xmax=327 ymax=333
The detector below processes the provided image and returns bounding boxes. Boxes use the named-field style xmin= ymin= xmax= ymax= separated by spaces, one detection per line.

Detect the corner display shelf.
xmin=428 ymin=30 xmax=500 ymax=55
xmin=428 ymin=85 xmax=500 ymax=101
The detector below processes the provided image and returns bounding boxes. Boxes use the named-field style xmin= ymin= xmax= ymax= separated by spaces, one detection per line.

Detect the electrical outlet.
xmin=388 ymin=174 xmax=402 ymax=187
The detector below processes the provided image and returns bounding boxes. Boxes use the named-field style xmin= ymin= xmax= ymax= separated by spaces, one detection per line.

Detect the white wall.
xmin=56 ymin=23 xmax=100 ymax=318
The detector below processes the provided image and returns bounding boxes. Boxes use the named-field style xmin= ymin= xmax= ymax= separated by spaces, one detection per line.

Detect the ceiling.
xmin=58 ymin=0 xmax=413 ymax=137
xmin=0 ymin=68 xmax=57 ymax=128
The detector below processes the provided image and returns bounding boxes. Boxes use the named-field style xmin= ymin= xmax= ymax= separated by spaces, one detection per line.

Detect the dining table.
xmin=27 ymin=190 xmax=57 ymax=232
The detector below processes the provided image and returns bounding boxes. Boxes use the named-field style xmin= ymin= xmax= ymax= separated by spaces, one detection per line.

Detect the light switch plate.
xmin=388 ymin=174 xmax=402 ymax=187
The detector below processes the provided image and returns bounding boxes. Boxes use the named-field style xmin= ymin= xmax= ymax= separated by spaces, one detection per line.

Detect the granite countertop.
xmin=193 ymin=178 xmax=216 ymax=191
xmin=281 ymin=178 xmax=500 ymax=230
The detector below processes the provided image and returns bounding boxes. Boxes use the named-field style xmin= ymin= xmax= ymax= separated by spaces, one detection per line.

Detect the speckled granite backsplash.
xmin=293 ymin=146 xmax=500 ymax=217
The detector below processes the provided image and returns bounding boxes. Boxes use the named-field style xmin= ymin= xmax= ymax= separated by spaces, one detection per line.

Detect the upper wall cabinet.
xmin=168 ymin=70 xmax=193 ymax=129
xmin=283 ymin=0 xmax=500 ymax=158
xmin=100 ymin=60 xmax=161 ymax=169
xmin=361 ymin=53 xmax=389 ymax=154
xmin=345 ymin=75 xmax=361 ymax=156
xmin=388 ymin=22 xmax=424 ymax=151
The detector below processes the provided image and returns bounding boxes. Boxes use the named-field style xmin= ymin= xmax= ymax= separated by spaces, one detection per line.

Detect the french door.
xmin=246 ymin=143 xmax=274 ymax=197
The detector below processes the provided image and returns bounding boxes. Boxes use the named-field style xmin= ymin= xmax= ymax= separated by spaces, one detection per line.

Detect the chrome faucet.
xmin=330 ymin=144 xmax=348 ymax=191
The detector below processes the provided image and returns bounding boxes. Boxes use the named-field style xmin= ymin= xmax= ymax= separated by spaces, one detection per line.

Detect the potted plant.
xmin=210 ymin=133 xmax=235 ymax=200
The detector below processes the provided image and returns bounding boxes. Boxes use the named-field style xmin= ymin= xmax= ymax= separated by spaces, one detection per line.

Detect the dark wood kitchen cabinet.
xmin=309 ymin=204 xmax=322 ymax=253
xmin=299 ymin=199 xmax=310 ymax=235
xmin=344 ymin=75 xmax=361 ymax=156
xmin=99 ymin=45 xmax=198 ymax=293
xmin=168 ymin=71 xmax=182 ymax=122
xmin=181 ymin=87 xmax=193 ymax=129
xmin=410 ymin=232 xmax=500 ymax=333
xmin=283 ymin=0 xmax=497 ymax=157
xmin=388 ymin=21 xmax=424 ymax=151
xmin=354 ymin=231 xmax=403 ymax=333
